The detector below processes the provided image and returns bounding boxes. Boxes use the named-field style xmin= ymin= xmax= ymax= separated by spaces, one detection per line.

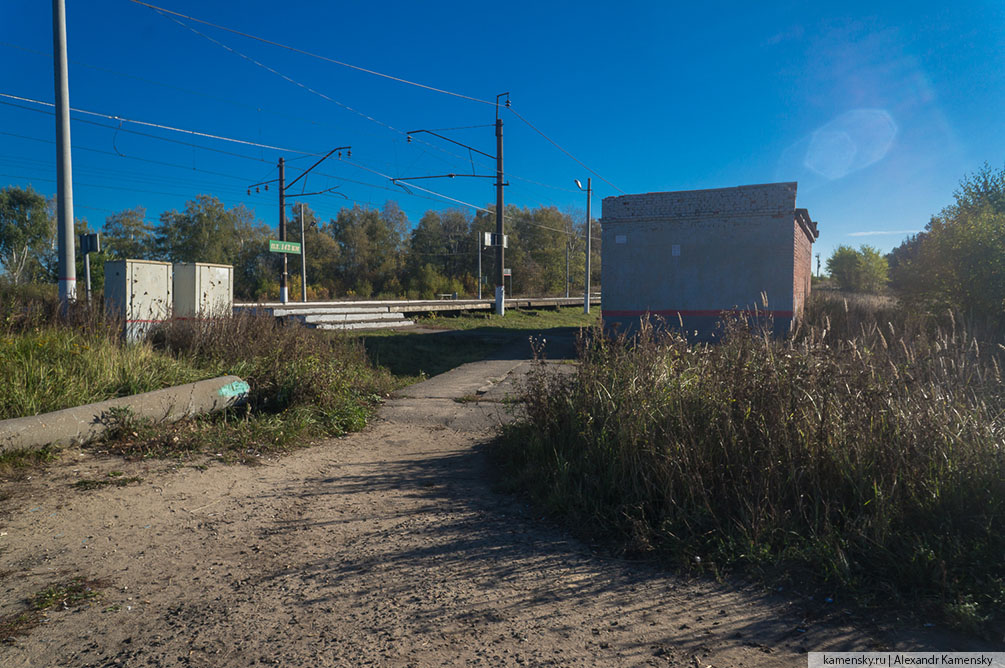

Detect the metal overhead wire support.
xmin=285 ymin=146 xmax=351 ymax=191
xmin=343 ymin=159 xmax=492 ymax=214
xmin=406 ymin=130 xmax=495 ymax=160
xmin=248 ymin=146 xmax=351 ymax=303
xmin=392 ymin=173 xmax=496 ymax=182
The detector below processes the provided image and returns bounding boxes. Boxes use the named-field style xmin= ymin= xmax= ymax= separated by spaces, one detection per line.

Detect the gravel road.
xmin=0 ymin=335 xmax=987 ymax=667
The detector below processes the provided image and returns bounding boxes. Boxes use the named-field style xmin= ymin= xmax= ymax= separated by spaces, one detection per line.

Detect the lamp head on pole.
xmin=574 ymin=179 xmax=583 ymax=191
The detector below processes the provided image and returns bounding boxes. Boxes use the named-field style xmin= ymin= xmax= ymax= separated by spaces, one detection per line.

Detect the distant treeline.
xmin=0 ymin=189 xmax=600 ymax=301
xmin=824 ymin=163 xmax=1004 ymax=324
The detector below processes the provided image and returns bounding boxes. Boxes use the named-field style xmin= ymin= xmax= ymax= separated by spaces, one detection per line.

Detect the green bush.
xmin=889 ymin=164 xmax=1005 ymax=323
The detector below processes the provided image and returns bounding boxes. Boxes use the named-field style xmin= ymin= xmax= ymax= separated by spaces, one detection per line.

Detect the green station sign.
xmin=269 ymin=240 xmax=301 ymax=254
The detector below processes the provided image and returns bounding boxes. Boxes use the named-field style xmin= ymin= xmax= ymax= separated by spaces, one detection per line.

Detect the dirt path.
xmin=0 ymin=337 xmax=987 ymax=667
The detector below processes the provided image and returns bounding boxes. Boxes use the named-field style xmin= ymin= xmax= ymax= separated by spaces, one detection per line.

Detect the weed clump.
xmin=496 ymin=295 xmax=1005 ymax=632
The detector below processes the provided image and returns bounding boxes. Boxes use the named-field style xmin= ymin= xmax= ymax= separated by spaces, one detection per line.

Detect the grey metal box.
xmin=172 ymin=262 xmax=233 ymax=319
xmin=104 ymin=259 xmax=173 ymax=342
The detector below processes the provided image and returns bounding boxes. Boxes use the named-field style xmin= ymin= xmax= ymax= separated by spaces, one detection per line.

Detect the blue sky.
xmin=2 ymin=0 xmax=1003 ymax=266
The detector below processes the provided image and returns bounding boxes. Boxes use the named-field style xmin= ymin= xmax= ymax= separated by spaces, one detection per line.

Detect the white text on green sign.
xmin=269 ymin=240 xmax=301 ymax=254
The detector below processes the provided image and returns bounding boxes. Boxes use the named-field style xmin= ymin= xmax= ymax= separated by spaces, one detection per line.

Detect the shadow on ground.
xmin=245 ymin=437 xmax=877 ymax=658
xmin=359 ymin=325 xmax=581 ymax=379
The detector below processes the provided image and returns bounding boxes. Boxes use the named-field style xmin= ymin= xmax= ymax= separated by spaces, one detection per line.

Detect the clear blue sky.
xmin=2 ymin=0 xmax=1003 ymax=266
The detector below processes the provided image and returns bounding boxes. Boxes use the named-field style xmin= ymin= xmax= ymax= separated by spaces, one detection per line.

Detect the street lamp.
xmin=575 ymin=178 xmax=592 ymax=314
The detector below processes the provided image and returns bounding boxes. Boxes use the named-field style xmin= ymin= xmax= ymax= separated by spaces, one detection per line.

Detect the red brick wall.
xmin=792 ymin=219 xmax=813 ymax=319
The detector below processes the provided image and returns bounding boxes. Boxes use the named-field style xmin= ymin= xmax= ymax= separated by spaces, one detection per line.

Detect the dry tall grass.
xmin=497 ymin=294 xmax=1004 ymax=632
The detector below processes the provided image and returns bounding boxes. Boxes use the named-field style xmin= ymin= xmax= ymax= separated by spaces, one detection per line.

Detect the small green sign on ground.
xmin=269 ymin=240 xmax=301 ymax=254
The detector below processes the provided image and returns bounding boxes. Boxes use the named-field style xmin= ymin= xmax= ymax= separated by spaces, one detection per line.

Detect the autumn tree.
xmin=0 ymin=186 xmax=51 ymax=284
xmin=103 ymin=207 xmax=154 ymax=260
xmin=156 ymin=195 xmax=271 ymax=298
xmin=826 ymin=245 xmax=888 ymax=293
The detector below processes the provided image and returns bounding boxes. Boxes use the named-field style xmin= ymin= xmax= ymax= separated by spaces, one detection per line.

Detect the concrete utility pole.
xmin=494 ymin=100 xmax=505 ymax=315
xmin=53 ymin=0 xmax=76 ymax=305
xmin=565 ymin=239 xmax=570 ymax=298
xmin=299 ymin=202 xmax=307 ymax=302
xmin=252 ymin=148 xmax=349 ymax=303
xmin=397 ymin=97 xmax=507 ymax=311
xmin=576 ymin=178 xmax=592 ymax=314
xmin=278 ymin=157 xmax=288 ymax=304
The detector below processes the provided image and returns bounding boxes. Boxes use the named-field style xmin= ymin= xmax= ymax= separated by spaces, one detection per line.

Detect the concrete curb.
xmin=0 ymin=375 xmax=250 ymax=454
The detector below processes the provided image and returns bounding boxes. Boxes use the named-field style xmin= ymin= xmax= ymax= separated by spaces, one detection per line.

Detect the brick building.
xmin=600 ymin=182 xmax=818 ymax=339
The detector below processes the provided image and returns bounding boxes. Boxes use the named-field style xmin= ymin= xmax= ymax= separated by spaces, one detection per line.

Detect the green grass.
xmin=357 ymin=306 xmax=597 ymax=382
xmin=357 ymin=330 xmax=502 ymax=383
xmin=31 ymin=578 xmax=104 ymax=610
xmin=416 ymin=305 xmax=599 ymax=331
xmin=0 ymin=328 xmax=210 ymax=419
xmin=1 ymin=576 xmax=106 ymax=644
xmin=0 ymin=447 xmax=59 ymax=477
xmin=72 ymin=475 xmax=143 ymax=491
xmin=494 ymin=295 xmax=1005 ymax=635
xmin=1 ymin=283 xmax=397 ymax=463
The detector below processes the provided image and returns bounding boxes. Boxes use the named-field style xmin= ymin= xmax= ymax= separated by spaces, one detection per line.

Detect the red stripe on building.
xmin=602 ymin=309 xmax=794 ymax=318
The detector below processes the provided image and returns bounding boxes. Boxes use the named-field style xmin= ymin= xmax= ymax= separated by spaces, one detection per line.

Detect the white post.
xmin=53 ymin=0 xmax=76 ymax=305
xmin=299 ymin=203 xmax=307 ymax=302
xmin=584 ymin=178 xmax=592 ymax=314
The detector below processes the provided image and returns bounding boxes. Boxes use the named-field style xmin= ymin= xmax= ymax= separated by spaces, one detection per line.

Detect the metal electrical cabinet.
xmin=172 ymin=262 xmax=233 ymax=319
xmin=104 ymin=259 xmax=173 ymax=342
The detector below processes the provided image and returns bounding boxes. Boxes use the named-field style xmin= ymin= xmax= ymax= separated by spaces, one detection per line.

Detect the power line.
xmin=156 ymin=13 xmax=469 ymax=170
xmin=119 ymin=8 xmax=611 ymax=200
xmin=127 ymin=0 xmax=496 ymax=106
xmin=1 ymin=97 xmax=284 ymax=163
xmin=0 ymin=130 xmax=259 ymax=183
xmin=0 ymin=157 xmax=255 ymax=200
xmin=0 ymin=123 xmax=454 ymax=212
xmin=0 ymin=40 xmax=334 ymax=131
xmin=0 ymin=92 xmax=317 ymax=155
xmin=343 ymin=159 xmax=492 ymax=214
xmin=506 ymin=105 xmax=625 ymax=194
xmin=0 ymin=171 xmax=244 ymax=200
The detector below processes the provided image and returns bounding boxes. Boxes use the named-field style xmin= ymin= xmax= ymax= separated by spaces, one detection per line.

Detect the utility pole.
xmin=299 ymin=202 xmax=307 ymax=302
xmin=565 ymin=239 xmax=570 ymax=298
xmin=52 ymin=0 xmax=75 ymax=305
xmin=576 ymin=178 xmax=592 ymax=314
xmin=249 ymin=147 xmax=350 ymax=304
xmin=815 ymin=253 xmax=821 ymax=277
xmin=477 ymin=231 xmax=482 ymax=300
xmin=494 ymin=94 xmax=506 ymax=315
xmin=395 ymin=94 xmax=508 ymax=312
xmin=278 ymin=157 xmax=288 ymax=304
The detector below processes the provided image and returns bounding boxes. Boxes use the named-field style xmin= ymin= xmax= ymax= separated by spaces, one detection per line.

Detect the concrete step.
xmin=299 ymin=312 xmax=406 ymax=324
xmin=268 ymin=305 xmax=391 ymax=317
xmin=311 ymin=320 xmax=416 ymax=331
